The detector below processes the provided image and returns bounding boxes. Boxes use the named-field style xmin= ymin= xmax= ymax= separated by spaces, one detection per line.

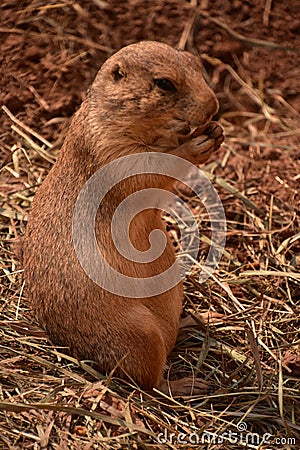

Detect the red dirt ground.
xmin=0 ymin=1 xmax=299 ymax=448
xmin=1 ymin=0 xmax=299 ymax=271
xmin=1 ymin=0 xmax=299 ymax=155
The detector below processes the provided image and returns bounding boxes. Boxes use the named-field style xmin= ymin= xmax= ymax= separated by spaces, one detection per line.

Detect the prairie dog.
xmin=23 ymin=41 xmax=223 ymax=394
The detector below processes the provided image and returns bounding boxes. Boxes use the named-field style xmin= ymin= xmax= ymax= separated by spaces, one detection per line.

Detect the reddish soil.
xmin=2 ymin=0 xmax=299 ymax=266
xmin=1 ymin=0 xmax=299 ymax=301
xmin=1 ymin=0 xmax=299 ymax=156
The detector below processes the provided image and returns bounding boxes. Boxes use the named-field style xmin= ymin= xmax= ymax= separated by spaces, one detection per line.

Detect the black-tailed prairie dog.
xmin=23 ymin=41 xmax=224 ymax=395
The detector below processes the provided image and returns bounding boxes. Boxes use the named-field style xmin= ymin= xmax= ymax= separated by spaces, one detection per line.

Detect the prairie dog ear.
xmin=111 ymin=63 xmax=126 ymax=81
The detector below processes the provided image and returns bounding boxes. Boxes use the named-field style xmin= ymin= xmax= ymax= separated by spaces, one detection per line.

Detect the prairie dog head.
xmin=88 ymin=41 xmax=219 ymax=149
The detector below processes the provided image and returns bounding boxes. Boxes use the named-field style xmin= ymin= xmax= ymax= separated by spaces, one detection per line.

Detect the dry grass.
xmin=1 ymin=105 xmax=300 ymax=449
xmin=1 ymin=2 xmax=300 ymax=449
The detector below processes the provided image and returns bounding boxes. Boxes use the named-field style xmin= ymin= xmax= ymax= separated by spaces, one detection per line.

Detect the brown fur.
xmin=23 ymin=41 xmax=223 ymax=394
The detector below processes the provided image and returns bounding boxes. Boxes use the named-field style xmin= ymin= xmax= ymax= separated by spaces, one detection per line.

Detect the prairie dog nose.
xmin=201 ymin=98 xmax=219 ymax=125
xmin=188 ymin=94 xmax=219 ymax=128
xmin=207 ymin=94 xmax=219 ymax=118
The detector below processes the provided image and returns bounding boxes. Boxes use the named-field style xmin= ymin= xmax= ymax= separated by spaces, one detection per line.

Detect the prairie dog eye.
xmin=112 ymin=65 xmax=125 ymax=81
xmin=154 ymin=78 xmax=177 ymax=93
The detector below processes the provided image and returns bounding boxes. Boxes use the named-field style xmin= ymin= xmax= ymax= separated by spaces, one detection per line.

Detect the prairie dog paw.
xmin=173 ymin=121 xmax=224 ymax=165
xmin=157 ymin=376 xmax=212 ymax=397
xmin=195 ymin=121 xmax=224 ymax=151
xmin=190 ymin=121 xmax=224 ymax=157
